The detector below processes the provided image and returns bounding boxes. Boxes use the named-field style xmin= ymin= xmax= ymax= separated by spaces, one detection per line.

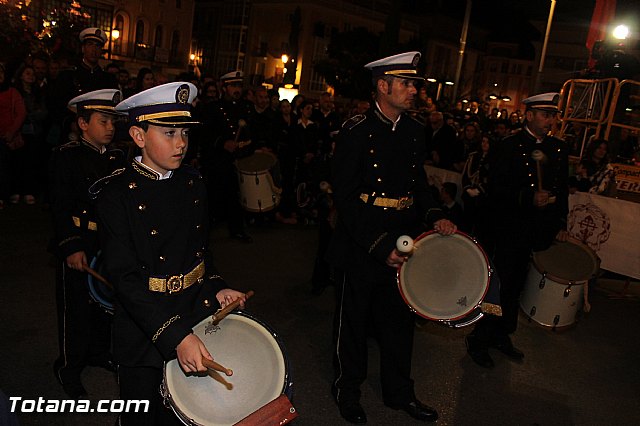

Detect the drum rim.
xmin=87 ymin=251 xmax=114 ymax=314
xmin=162 ymin=310 xmax=292 ymax=426
xmin=531 ymin=237 xmax=600 ymax=285
xmin=235 ymin=152 xmax=277 ymax=173
xmin=397 ymin=230 xmax=491 ymax=322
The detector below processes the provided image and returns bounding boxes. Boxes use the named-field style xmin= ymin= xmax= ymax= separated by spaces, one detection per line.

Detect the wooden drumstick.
xmin=211 ymin=290 xmax=254 ymax=325
xmin=531 ymin=150 xmax=545 ymax=191
xmin=396 ymin=235 xmax=414 ymax=255
xmin=202 ymin=357 xmax=233 ymax=376
xmin=234 ymin=119 xmax=247 ymax=144
xmin=83 ymin=265 xmax=113 ymax=290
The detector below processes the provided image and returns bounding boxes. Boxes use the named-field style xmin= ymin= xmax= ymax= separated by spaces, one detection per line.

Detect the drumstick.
xmin=211 ymin=290 xmax=254 ymax=325
xmin=83 ymin=265 xmax=113 ymax=290
xmin=234 ymin=119 xmax=247 ymax=144
xmin=202 ymin=357 xmax=233 ymax=376
xmin=531 ymin=150 xmax=545 ymax=191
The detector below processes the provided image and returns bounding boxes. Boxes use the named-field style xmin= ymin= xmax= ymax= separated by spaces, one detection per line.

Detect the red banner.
xmin=586 ymin=0 xmax=617 ymax=53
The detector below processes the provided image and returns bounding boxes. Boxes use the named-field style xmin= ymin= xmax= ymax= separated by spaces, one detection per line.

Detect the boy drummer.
xmin=96 ymin=82 xmax=247 ymax=425
xmin=50 ymin=89 xmax=125 ymax=398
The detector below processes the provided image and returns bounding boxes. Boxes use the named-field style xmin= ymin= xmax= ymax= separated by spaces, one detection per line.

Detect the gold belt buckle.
xmin=166 ymin=274 xmax=184 ymax=294
xmin=396 ymin=197 xmax=410 ymax=210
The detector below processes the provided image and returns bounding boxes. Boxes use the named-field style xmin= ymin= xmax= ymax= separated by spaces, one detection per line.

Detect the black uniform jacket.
xmin=489 ymin=128 xmax=569 ymax=251
xmin=96 ymin=160 xmax=226 ymax=368
xmin=327 ymin=104 xmax=445 ymax=277
xmin=49 ymin=139 xmax=125 ymax=259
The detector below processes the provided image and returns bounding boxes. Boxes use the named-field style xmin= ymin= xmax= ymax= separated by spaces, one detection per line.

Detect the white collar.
xmin=134 ymin=156 xmax=173 ymax=180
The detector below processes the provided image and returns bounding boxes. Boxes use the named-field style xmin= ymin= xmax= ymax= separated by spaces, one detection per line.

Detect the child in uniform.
xmin=95 ymin=82 xmax=247 ymax=425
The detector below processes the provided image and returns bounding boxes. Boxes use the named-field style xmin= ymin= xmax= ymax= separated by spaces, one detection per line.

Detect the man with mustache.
xmin=465 ymin=92 xmax=569 ymax=369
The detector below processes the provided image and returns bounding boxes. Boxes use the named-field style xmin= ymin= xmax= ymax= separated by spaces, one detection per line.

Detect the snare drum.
xmin=397 ymin=231 xmax=499 ymax=328
xmin=162 ymin=311 xmax=293 ymax=425
xmin=236 ymin=152 xmax=281 ymax=212
xmin=87 ymin=251 xmax=114 ymax=314
xmin=520 ymin=239 xmax=599 ymax=329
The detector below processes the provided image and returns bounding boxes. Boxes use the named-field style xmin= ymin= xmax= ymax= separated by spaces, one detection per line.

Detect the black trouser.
xmin=472 ymin=236 xmax=531 ymax=342
xmin=118 ymin=366 xmax=182 ymax=426
xmin=55 ymin=262 xmax=112 ymax=381
xmin=333 ymin=268 xmax=415 ymax=406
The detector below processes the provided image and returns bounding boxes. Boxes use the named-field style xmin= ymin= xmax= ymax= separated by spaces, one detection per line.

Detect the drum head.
xmin=398 ymin=232 xmax=489 ymax=321
xmin=532 ymin=239 xmax=599 ymax=284
xmin=164 ymin=312 xmax=287 ymax=426
xmin=236 ymin=152 xmax=276 ymax=173
xmin=87 ymin=252 xmax=114 ymax=313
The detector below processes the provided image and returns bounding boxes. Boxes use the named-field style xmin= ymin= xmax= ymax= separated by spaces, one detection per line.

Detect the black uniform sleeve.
xmin=49 ymin=148 xmax=85 ymax=258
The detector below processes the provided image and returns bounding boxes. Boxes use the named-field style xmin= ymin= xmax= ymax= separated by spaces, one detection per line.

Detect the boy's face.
xmin=131 ymin=125 xmax=189 ymax=175
xmin=79 ymin=112 xmax=117 ymax=146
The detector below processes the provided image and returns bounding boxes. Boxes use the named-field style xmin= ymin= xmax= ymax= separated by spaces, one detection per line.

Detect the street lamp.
xmin=107 ymin=28 xmax=120 ymax=60
xmin=612 ymin=24 xmax=629 ymax=40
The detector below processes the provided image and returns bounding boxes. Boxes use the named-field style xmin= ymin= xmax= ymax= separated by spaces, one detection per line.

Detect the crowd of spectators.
xmin=0 ymin=51 xmax=628 ymax=225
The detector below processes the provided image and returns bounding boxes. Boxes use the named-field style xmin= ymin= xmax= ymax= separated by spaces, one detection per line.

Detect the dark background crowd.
xmin=0 ymin=49 xmax=634 ymax=237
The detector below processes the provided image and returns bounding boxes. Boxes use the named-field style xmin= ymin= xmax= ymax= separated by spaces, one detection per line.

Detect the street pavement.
xmin=1 ymin=202 xmax=639 ymax=425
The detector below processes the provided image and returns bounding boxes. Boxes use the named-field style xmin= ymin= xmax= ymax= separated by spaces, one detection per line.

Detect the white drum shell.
xmin=236 ymin=153 xmax=280 ymax=212
xmin=163 ymin=312 xmax=289 ymax=426
xmin=521 ymin=266 xmax=584 ymax=328
xmin=520 ymin=239 xmax=598 ymax=329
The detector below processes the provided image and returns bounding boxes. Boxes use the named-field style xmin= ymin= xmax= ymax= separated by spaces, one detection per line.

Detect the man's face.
xmin=464 ymin=125 xmax=477 ymax=140
xmin=494 ymin=123 xmax=507 ymax=137
xmin=117 ymin=71 xmax=129 ymax=86
xmin=80 ymin=112 xmax=117 ymax=146
xmin=320 ymin=95 xmax=333 ymax=112
xmin=379 ymin=77 xmax=417 ymax=114
xmin=48 ymin=61 xmax=60 ymax=78
xmin=82 ymin=40 xmax=103 ymax=66
xmin=429 ymin=113 xmax=443 ymax=129
xmin=224 ymin=82 xmax=242 ymax=101
xmin=33 ymin=59 xmax=48 ymax=81
xmin=526 ymin=109 xmax=557 ymax=139
xmin=255 ymin=89 xmax=270 ymax=109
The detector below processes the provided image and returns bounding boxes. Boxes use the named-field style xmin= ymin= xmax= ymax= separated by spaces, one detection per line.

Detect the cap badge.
xmin=176 ymin=84 xmax=190 ymax=104
xmin=112 ymin=91 xmax=122 ymax=104
xmin=412 ymin=54 xmax=420 ymax=67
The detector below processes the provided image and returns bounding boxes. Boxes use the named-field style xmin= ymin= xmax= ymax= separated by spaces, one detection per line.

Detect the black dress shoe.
xmin=89 ymin=358 xmax=118 ymax=373
xmin=465 ymin=335 xmax=494 ymax=369
xmin=492 ymin=337 xmax=524 ymax=360
xmin=54 ymin=360 xmax=87 ymax=399
xmin=230 ymin=232 xmax=253 ymax=243
xmin=338 ymin=400 xmax=367 ymax=424
xmin=389 ymin=399 xmax=439 ymax=422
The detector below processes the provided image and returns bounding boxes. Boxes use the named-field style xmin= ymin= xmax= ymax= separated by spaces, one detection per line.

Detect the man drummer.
xmin=465 ymin=92 xmax=569 ymax=368
xmin=49 ymin=89 xmax=126 ymax=398
xmin=95 ymin=82 xmax=248 ymax=425
xmin=327 ymin=51 xmax=456 ymax=424
xmin=199 ymin=70 xmax=253 ymax=242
